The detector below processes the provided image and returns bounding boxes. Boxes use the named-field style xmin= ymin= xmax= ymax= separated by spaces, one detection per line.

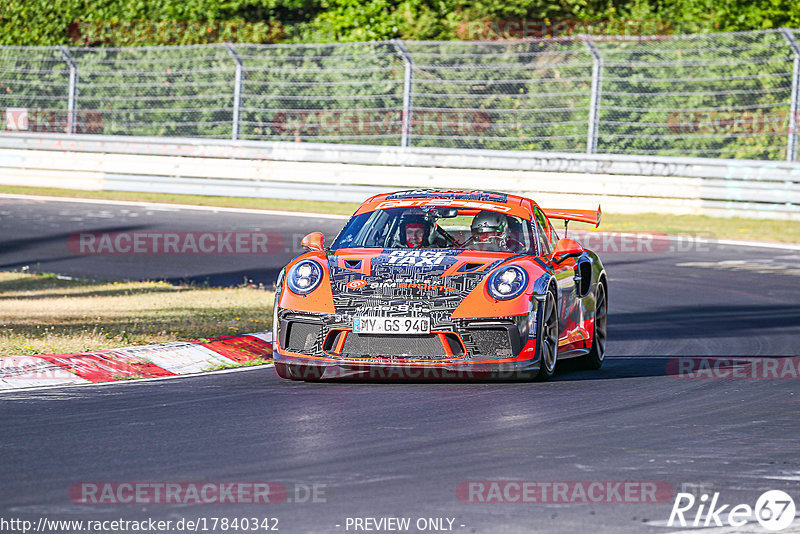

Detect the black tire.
xmin=580 ymin=281 xmax=607 ymax=370
xmin=533 ymin=289 xmax=559 ymax=381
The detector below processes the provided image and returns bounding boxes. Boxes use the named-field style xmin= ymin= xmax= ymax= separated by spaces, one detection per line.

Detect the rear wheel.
xmin=580 ymin=282 xmax=607 ymax=370
xmin=533 ymin=289 xmax=559 ymax=381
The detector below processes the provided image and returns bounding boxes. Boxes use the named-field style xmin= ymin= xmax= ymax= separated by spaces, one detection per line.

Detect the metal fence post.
xmin=392 ymin=40 xmax=414 ymax=148
xmin=225 ymin=43 xmax=244 ymax=141
xmin=57 ymin=45 xmax=78 ymax=134
xmin=780 ymin=28 xmax=800 ymax=162
xmin=582 ymin=36 xmax=603 ymax=155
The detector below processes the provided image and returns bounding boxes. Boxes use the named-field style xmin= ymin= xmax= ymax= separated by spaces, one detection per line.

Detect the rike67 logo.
xmin=668 ymin=490 xmax=796 ymax=531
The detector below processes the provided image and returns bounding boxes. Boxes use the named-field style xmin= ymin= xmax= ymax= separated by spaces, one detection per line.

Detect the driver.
xmin=401 ymin=216 xmax=431 ymax=248
xmin=470 ymin=211 xmax=507 ymax=247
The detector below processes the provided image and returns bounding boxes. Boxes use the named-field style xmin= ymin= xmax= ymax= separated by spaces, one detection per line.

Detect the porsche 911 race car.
xmin=272 ymin=190 xmax=607 ymax=381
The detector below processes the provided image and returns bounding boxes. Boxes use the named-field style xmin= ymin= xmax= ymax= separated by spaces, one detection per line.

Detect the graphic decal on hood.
xmin=385 ymin=250 xmax=449 ymax=267
xmin=326 ymin=249 xmax=508 ymax=323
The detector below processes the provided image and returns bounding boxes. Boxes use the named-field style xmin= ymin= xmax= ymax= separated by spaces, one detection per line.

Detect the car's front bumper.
xmin=273 ymin=310 xmax=541 ymax=380
xmin=273 ymin=352 xmax=541 ymax=381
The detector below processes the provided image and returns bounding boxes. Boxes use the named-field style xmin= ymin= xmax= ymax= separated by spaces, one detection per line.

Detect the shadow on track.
xmin=0 ymin=224 xmax=150 ymax=255
xmin=165 ymin=267 xmax=283 ymax=289
xmin=610 ymin=304 xmax=800 ymax=341
xmin=553 ymin=353 xmax=799 ymax=381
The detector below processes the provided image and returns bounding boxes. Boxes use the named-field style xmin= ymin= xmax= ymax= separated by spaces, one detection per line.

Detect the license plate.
xmin=353 ymin=316 xmax=430 ymax=335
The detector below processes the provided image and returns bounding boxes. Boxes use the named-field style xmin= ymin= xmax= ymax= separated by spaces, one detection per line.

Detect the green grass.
xmin=205 ymin=357 xmax=272 ymax=371
xmin=2 ymin=184 xmax=799 ymax=243
xmin=0 ymin=271 xmax=273 ymax=357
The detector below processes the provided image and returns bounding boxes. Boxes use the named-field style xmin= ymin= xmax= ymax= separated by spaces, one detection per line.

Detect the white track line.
xmin=0 ymin=193 xmax=349 ymax=220
xmin=3 ymin=193 xmax=798 ymax=250
xmin=707 ymin=238 xmax=800 ymax=251
xmin=649 ymin=517 xmax=800 ymax=533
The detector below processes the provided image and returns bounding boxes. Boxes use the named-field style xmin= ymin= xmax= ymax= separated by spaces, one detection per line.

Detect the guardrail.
xmin=0 ymin=132 xmax=798 ymax=220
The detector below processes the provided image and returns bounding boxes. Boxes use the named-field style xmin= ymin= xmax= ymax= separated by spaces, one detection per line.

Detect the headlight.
xmin=487 ymin=265 xmax=528 ymax=300
xmin=287 ymin=260 xmax=323 ymax=295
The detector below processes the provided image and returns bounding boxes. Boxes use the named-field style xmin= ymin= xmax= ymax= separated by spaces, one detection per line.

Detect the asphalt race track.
xmin=1 ymin=196 xmax=799 ymax=533
xmin=0 ymin=196 xmax=345 ymax=287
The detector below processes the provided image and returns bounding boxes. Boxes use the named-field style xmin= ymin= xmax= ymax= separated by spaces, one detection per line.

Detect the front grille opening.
xmin=323 ymin=329 xmax=345 ymax=352
xmin=341 ymin=333 xmax=453 ymax=359
xmin=442 ymin=333 xmax=466 ymax=357
xmin=470 ymin=328 xmax=514 ymax=358
xmin=285 ymin=321 xmax=322 ymax=354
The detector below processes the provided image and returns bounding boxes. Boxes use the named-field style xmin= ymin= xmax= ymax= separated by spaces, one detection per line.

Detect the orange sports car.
xmin=273 ymin=190 xmax=607 ymax=381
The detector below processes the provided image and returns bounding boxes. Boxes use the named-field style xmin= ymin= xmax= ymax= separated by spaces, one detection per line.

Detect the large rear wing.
xmin=543 ymin=205 xmax=602 ymax=228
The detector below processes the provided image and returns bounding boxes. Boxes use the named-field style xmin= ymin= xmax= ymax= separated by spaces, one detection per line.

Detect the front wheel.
xmin=579 ymin=282 xmax=607 ymax=370
xmin=533 ymin=289 xmax=559 ymax=381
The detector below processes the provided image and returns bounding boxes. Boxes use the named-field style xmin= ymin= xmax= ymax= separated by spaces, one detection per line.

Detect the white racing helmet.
xmin=471 ymin=211 xmax=507 ymax=240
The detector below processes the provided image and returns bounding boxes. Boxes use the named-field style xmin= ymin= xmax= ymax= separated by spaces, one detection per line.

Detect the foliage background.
xmin=2 ymin=0 xmax=800 ymax=46
xmin=1 ymin=2 xmax=799 ymax=160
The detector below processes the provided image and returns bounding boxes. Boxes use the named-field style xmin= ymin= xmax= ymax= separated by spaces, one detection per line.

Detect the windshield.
xmin=331 ymin=207 xmax=536 ymax=254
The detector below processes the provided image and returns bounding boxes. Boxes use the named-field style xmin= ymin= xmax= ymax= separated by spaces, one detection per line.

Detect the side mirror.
xmin=552 ymin=238 xmax=584 ymax=263
xmin=301 ymin=232 xmax=325 ymax=252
